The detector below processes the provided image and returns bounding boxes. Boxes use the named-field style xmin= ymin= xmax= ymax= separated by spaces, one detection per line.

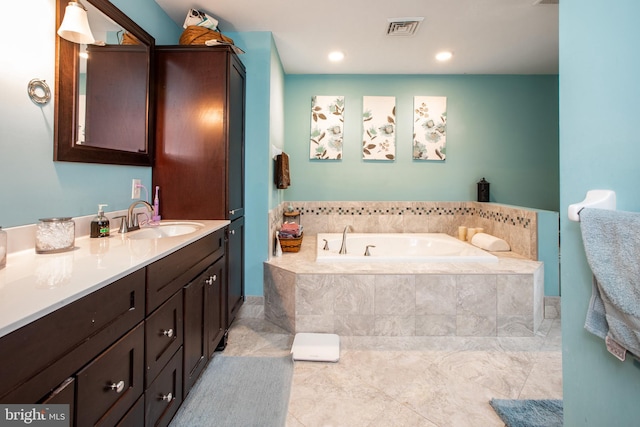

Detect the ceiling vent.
xmin=386 ymin=17 xmax=424 ymax=37
xmin=532 ymin=0 xmax=559 ymax=4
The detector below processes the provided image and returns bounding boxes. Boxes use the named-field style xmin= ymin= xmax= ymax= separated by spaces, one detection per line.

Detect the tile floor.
xmin=224 ymin=298 xmax=562 ymax=427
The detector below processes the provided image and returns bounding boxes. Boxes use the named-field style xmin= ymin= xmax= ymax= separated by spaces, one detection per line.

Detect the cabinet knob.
xmin=230 ymin=229 xmax=235 ymax=235
xmin=162 ymin=328 xmax=174 ymax=338
xmin=109 ymin=380 xmax=125 ymax=393
xmin=205 ymin=275 xmax=217 ymax=285
xmin=229 ymin=209 xmax=235 ymax=215
xmin=161 ymin=392 xmax=173 ymax=402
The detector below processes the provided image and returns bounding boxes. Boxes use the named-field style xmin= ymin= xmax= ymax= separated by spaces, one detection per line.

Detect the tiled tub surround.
xmin=265 ymin=234 xmax=544 ymax=337
xmin=271 ymin=201 xmax=538 ymax=261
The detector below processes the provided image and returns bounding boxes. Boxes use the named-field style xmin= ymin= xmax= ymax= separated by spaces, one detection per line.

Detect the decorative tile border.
xmin=283 ymin=203 xmax=532 ymax=228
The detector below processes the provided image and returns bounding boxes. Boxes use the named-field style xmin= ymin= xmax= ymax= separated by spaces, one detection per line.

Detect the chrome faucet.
xmin=339 ymin=225 xmax=353 ymax=254
xmin=124 ymin=200 xmax=154 ymax=232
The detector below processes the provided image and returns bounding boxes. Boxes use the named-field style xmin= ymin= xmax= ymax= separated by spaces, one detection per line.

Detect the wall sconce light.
xmin=57 ymin=1 xmax=95 ymax=44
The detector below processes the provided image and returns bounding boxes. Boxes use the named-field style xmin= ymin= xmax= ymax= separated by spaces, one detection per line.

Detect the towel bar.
xmin=568 ymin=190 xmax=616 ymax=222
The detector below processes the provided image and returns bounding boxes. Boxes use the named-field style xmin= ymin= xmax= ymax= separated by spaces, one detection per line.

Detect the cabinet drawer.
xmin=76 ymin=322 xmax=144 ymax=427
xmin=41 ymin=378 xmax=75 ymax=427
xmin=146 ymin=230 xmax=225 ymax=314
xmin=0 ymin=269 xmax=145 ymax=403
xmin=145 ymin=291 xmax=183 ymax=387
xmin=116 ymin=395 xmax=144 ymax=427
xmin=145 ymin=347 xmax=183 ymax=427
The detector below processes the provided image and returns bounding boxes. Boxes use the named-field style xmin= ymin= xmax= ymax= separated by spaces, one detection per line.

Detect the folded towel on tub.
xmin=579 ymin=208 xmax=640 ymax=360
xmin=470 ymin=233 xmax=510 ymax=252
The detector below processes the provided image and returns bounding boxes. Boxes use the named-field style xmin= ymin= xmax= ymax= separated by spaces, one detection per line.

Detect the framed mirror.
xmin=54 ymin=0 xmax=155 ymax=166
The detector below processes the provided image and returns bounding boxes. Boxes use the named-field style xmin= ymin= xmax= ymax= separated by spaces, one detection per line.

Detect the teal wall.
xmin=225 ymin=32 xmax=285 ymax=296
xmin=0 ymin=0 xmax=180 ymax=227
xmin=536 ymin=209 xmax=560 ymax=296
xmin=560 ymin=1 xmax=640 ymax=424
xmin=269 ymin=38 xmax=287 ymax=211
xmin=111 ymin=0 xmax=181 ymax=45
xmin=284 ymin=75 xmax=559 ymax=212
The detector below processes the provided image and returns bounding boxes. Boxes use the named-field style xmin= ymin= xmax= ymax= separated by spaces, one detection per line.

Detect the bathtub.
xmin=316 ymin=233 xmax=498 ymax=263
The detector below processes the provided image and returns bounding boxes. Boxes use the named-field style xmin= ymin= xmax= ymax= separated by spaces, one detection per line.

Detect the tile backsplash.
xmin=269 ymin=201 xmax=537 ymax=260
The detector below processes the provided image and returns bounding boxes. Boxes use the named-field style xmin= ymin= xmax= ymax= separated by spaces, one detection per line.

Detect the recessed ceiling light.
xmin=435 ymin=51 xmax=453 ymax=61
xmin=328 ymin=51 xmax=345 ymax=62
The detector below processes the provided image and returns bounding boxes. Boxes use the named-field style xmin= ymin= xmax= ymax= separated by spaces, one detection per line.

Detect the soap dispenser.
xmin=91 ymin=204 xmax=110 ymax=238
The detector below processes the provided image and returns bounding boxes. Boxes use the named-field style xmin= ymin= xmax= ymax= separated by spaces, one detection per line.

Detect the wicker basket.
xmin=279 ymin=232 xmax=303 ymax=253
xmin=179 ymin=26 xmax=234 ymax=45
xmin=121 ymin=32 xmax=139 ymax=45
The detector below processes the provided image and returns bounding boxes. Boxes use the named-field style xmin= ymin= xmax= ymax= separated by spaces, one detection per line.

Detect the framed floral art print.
xmin=309 ymin=96 xmax=345 ymax=160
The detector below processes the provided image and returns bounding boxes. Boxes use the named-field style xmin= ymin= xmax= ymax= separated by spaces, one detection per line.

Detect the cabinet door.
xmin=183 ymin=258 xmax=226 ymax=396
xmin=145 ymin=292 xmax=183 ymax=387
xmin=154 ymin=48 xmax=228 ymax=220
xmin=227 ymin=53 xmax=245 ymax=221
xmin=227 ymin=218 xmax=244 ymax=327
xmin=206 ymin=257 xmax=226 ymax=358
xmin=154 ymin=47 xmax=246 ymax=222
xmin=145 ymin=347 xmax=183 ymax=427
xmin=182 ymin=272 xmax=207 ymax=396
xmin=76 ymin=323 xmax=144 ymax=427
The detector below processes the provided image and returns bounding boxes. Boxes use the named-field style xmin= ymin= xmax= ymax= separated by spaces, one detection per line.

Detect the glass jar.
xmin=0 ymin=226 xmax=6 ymax=268
xmin=35 ymin=218 xmax=75 ymax=254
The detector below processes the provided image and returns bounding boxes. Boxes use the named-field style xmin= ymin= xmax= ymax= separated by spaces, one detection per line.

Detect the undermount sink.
xmin=126 ymin=222 xmax=204 ymax=240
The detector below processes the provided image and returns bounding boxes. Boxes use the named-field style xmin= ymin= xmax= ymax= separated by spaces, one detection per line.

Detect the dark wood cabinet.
xmin=0 ymin=269 xmax=145 ymax=404
xmin=182 ymin=272 xmax=207 ymax=395
xmin=154 ymin=45 xmax=245 ymax=333
xmin=153 ymin=46 xmax=245 ymax=221
xmin=183 ymin=251 xmax=225 ymax=396
xmin=76 ymin=323 xmax=144 ymax=427
xmin=145 ymin=291 xmax=183 ymax=387
xmin=146 ymin=232 xmax=223 ymax=314
xmin=227 ymin=217 xmax=244 ymax=327
xmin=144 ymin=347 xmax=183 ymax=427
xmin=116 ymin=396 xmax=145 ymax=427
xmin=42 ymin=378 xmax=75 ymax=426
xmin=144 ymin=229 xmax=225 ymax=425
xmin=206 ymin=258 xmax=226 ymax=357
xmin=0 ymin=229 xmax=228 ymax=427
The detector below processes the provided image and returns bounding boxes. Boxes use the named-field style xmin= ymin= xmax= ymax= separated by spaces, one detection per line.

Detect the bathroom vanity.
xmin=0 ymin=220 xmax=230 ymax=427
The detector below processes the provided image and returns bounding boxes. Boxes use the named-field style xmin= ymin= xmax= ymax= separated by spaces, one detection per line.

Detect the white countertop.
xmin=0 ymin=220 xmax=229 ymax=338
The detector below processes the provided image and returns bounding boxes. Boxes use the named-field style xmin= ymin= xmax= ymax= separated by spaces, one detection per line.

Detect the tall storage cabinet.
xmin=154 ymin=46 xmax=245 ymax=333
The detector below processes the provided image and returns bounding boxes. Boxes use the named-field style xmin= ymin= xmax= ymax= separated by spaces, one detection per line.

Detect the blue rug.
xmin=490 ymin=399 xmax=563 ymax=427
xmin=170 ymin=355 xmax=294 ymax=427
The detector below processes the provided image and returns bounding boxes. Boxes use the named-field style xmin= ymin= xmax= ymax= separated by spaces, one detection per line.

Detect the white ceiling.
xmin=154 ymin=0 xmax=558 ymax=75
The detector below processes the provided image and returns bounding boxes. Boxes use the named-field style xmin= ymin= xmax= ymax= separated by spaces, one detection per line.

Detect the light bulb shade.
xmin=57 ymin=2 xmax=95 ymax=44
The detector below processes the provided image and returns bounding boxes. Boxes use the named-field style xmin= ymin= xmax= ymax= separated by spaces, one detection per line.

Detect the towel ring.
xmin=27 ymin=79 xmax=51 ymax=105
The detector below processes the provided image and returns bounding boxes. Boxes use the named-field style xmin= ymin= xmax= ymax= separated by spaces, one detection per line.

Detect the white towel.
xmin=470 ymin=233 xmax=510 ymax=252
